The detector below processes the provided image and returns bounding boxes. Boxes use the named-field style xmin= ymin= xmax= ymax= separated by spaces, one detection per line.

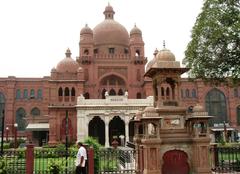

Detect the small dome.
xmin=156 ymin=48 xmax=176 ymax=62
xmin=80 ymin=24 xmax=93 ymax=35
xmin=146 ymin=49 xmax=158 ymax=71
xmin=130 ymin=24 xmax=142 ymax=36
xmin=93 ymin=5 xmax=129 ymax=46
xmin=56 ymin=49 xmax=79 ymax=73
xmin=51 ymin=67 xmax=57 ymax=72
xmin=193 ymin=104 xmax=204 ymax=112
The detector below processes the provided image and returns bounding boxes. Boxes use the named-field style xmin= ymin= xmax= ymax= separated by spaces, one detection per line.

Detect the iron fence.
xmin=210 ymin=146 xmax=240 ymax=173
xmin=1 ymin=149 xmax=26 ymax=174
xmin=96 ymin=148 xmax=137 ymax=174
xmin=34 ymin=148 xmax=78 ymax=174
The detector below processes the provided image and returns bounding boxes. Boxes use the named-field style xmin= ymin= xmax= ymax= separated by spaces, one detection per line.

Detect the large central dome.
xmin=93 ymin=5 xmax=129 ymax=46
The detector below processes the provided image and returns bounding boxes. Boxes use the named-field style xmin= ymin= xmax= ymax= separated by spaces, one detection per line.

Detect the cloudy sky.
xmin=0 ymin=0 xmax=203 ymax=77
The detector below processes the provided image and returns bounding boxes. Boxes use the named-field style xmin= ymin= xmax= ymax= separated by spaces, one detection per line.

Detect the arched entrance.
xmin=205 ymin=88 xmax=228 ymax=125
xmin=109 ymin=116 xmax=125 ymax=146
xmin=88 ymin=116 xmax=105 ymax=145
xmin=162 ymin=150 xmax=189 ymax=174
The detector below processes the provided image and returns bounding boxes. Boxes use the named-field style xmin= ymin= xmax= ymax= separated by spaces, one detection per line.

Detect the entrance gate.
xmin=162 ymin=150 xmax=189 ymax=174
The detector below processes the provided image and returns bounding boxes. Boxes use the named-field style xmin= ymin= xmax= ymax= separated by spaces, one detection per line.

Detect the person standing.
xmin=75 ymin=142 xmax=87 ymax=174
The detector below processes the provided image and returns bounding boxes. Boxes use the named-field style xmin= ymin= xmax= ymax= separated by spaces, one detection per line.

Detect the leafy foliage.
xmin=183 ymin=0 xmax=240 ymax=84
xmin=0 ymin=158 xmax=7 ymax=174
xmin=47 ymin=160 xmax=63 ymax=174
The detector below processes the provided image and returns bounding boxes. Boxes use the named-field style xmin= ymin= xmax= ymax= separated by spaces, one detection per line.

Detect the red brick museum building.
xmin=0 ymin=5 xmax=239 ymax=146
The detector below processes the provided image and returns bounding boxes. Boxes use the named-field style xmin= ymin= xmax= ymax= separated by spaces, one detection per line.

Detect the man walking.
xmin=75 ymin=142 xmax=87 ymax=174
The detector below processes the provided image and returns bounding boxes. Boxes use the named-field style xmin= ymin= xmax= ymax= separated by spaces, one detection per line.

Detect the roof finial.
xmin=85 ymin=23 xmax=88 ymax=27
xmin=65 ymin=48 xmax=71 ymax=58
xmin=153 ymin=48 xmax=158 ymax=56
xmin=108 ymin=2 xmax=110 ymax=6
xmin=163 ymin=40 xmax=166 ymax=48
xmin=134 ymin=23 xmax=136 ymax=27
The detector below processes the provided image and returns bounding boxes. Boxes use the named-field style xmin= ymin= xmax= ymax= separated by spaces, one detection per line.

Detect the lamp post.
xmin=65 ymin=110 xmax=69 ymax=174
xmin=6 ymin=127 xmax=9 ymax=142
xmin=0 ymin=101 xmax=5 ymax=156
xmin=14 ymin=123 xmax=18 ymax=149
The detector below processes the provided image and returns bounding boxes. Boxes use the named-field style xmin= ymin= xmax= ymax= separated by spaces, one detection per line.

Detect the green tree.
xmin=183 ymin=0 xmax=240 ymax=84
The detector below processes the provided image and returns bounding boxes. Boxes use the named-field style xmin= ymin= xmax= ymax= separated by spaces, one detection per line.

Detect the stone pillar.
xmin=142 ymin=139 xmax=162 ymax=174
xmin=26 ymin=144 xmax=34 ymax=174
xmin=192 ymin=138 xmax=212 ymax=174
xmin=125 ymin=121 xmax=129 ymax=143
xmin=88 ymin=147 xmax=94 ymax=174
xmin=105 ymin=116 xmax=109 ymax=147
xmin=77 ymin=110 xmax=86 ymax=142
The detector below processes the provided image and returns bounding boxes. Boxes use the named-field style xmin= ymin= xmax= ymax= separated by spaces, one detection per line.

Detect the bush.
xmin=47 ymin=160 xmax=63 ymax=174
xmin=3 ymin=143 xmax=10 ymax=149
xmin=0 ymin=158 xmax=7 ymax=174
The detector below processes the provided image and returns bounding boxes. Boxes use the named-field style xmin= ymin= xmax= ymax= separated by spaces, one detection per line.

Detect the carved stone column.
xmin=105 ymin=116 xmax=109 ymax=147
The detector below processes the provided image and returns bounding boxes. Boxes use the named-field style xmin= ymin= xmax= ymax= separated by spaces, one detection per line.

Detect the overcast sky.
xmin=0 ymin=0 xmax=203 ymax=77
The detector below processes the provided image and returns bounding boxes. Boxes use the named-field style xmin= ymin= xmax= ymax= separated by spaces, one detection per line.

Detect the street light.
xmin=6 ymin=127 xmax=9 ymax=142
xmin=0 ymin=100 xmax=5 ymax=156
xmin=14 ymin=123 xmax=18 ymax=148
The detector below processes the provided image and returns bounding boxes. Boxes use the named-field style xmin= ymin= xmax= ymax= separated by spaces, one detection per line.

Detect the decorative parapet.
xmin=77 ymin=95 xmax=153 ymax=107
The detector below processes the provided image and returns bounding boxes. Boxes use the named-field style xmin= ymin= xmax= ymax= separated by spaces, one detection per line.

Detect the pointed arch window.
xmin=71 ymin=87 xmax=75 ymax=101
xmin=118 ymin=89 xmax=124 ymax=96
xmin=192 ymin=89 xmax=197 ymax=98
xmin=109 ymin=89 xmax=116 ymax=96
xmin=205 ymin=89 xmax=227 ymax=125
xmin=64 ymin=87 xmax=70 ymax=102
xmin=30 ymin=89 xmax=35 ymax=99
xmin=135 ymin=49 xmax=140 ymax=57
xmin=16 ymin=89 xmax=21 ymax=99
xmin=23 ymin=89 xmax=28 ymax=99
xmin=31 ymin=107 xmax=40 ymax=116
xmin=16 ymin=108 xmax=27 ymax=131
xmin=58 ymin=87 xmax=63 ymax=101
xmin=37 ymin=89 xmax=42 ymax=99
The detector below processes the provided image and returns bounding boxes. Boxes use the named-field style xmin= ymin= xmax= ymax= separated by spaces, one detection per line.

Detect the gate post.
xmin=88 ymin=147 xmax=94 ymax=174
xmin=26 ymin=143 xmax=34 ymax=174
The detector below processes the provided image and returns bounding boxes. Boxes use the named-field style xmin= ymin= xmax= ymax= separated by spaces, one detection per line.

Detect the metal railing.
xmin=96 ymin=148 xmax=136 ymax=174
xmin=210 ymin=146 xmax=240 ymax=173
xmin=34 ymin=148 xmax=78 ymax=174
xmin=1 ymin=149 xmax=26 ymax=174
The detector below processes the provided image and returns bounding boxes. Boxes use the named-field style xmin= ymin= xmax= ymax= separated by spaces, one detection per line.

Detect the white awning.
xmin=211 ymin=127 xmax=235 ymax=131
xmin=26 ymin=123 xmax=49 ymax=131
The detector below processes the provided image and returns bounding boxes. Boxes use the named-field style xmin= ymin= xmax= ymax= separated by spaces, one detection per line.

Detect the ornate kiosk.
xmin=133 ymin=46 xmax=212 ymax=174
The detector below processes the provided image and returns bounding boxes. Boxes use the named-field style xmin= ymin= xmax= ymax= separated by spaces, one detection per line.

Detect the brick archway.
xmin=162 ymin=150 xmax=189 ymax=174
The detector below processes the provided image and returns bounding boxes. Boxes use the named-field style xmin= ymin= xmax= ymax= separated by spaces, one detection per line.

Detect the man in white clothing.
xmin=75 ymin=142 xmax=87 ymax=174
